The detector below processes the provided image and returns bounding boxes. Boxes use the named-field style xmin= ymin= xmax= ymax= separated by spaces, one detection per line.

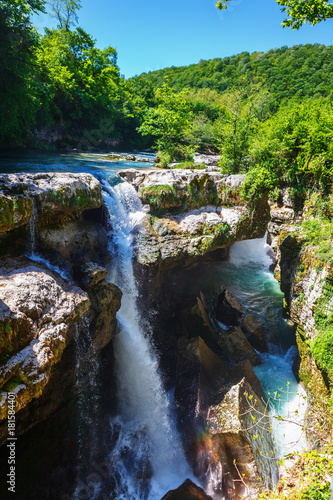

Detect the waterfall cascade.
xmin=102 ymin=179 xmax=191 ymax=499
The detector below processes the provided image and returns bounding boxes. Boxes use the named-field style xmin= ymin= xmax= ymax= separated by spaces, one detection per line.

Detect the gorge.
xmin=0 ymin=153 xmax=330 ymax=499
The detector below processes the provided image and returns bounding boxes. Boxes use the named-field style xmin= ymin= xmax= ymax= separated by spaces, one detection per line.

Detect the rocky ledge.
xmin=0 ymin=172 xmax=102 ymax=234
xmin=119 ymin=169 xmax=270 ymax=270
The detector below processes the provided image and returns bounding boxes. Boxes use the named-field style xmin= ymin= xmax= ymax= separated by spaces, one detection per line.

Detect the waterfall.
xmin=102 ymin=179 xmax=191 ymax=499
xmin=229 ymin=233 xmax=273 ymax=268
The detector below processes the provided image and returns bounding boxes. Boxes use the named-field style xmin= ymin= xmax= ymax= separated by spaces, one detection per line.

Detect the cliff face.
xmin=269 ymin=192 xmax=332 ymax=405
xmin=0 ymin=173 xmax=121 ymax=445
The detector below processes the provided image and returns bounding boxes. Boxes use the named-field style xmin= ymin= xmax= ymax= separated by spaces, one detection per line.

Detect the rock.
xmin=270 ymin=206 xmax=295 ymax=224
xmin=216 ymin=327 xmax=261 ymax=366
xmin=216 ymin=289 xmax=242 ymax=326
xmin=126 ymin=154 xmax=136 ymax=161
xmin=86 ymin=278 xmax=122 ymax=351
xmin=0 ymin=173 xmax=103 ymax=234
xmin=206 ymin=377 xmax=279 ymax=493
xmin=39 ymin=220 xmax=109 ymax=271
xmin=241 ymin=314 xmax=272 ymax=352
xmin=0 ymin=181 xmax=33 ymax=234
xmin=80 ymin=262 xmax=108 ymax=288
xmin=118 ymin=169 xmax=269 ymax=271
xmin=0 ymin=257 xmax=90 ymax=422
xmin=161 ymin=478 xmax=213 ymax=499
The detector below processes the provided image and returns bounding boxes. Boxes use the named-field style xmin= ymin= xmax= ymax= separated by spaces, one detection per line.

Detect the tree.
xmin=50 ymin=0 xmax=81 ymax=30
xmin=217 ymin=0 xmax=333 ymax=29
xmin=37 ymin=26 xmax=122 ymax=134
xmin=277 ymin=0 xmax=333 ymax=28
xmin=0 ymin=0 xmax=46 ymax=141
xmin=137 ymin=83 xmax=193 ymax=165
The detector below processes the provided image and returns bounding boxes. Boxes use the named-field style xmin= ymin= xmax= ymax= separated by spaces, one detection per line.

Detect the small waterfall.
xmin=229 ymin=233 xmax=273 ymax=268
xmin=26 ymin=199 xmax=70 ymax=280
xmin=102 ymin=179 xmax=191 ymax=499
xmin=28 ymin=198 xmax=37 ymax=257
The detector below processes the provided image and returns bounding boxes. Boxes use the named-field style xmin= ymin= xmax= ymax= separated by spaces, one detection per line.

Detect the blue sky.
xmin=33 ymin=0 xmax=333 ymax=78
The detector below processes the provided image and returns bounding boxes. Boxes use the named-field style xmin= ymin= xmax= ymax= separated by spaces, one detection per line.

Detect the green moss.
xmin=141 ymin=184 xmax=180 ymax=215
xmin=2 ymin=377 xmax=20 ymax=392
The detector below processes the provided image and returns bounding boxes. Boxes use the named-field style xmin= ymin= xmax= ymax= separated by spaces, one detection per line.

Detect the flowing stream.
xmin=102 ymin=179 xmax=191 ymax=499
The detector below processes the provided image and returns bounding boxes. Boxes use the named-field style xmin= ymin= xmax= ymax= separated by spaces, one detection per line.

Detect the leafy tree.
xmin=0 ymin=0 xmax=46 ymax=141
xmin=217 ymin=0 xmax=333 ymax=29
xmin=137 ymin=83 xmax=193 ymax=165
xmin=276 ymin=0 xmax=333 ymax=29
xmin=37 ymin=27 xmax=122 ymax=134
xmin=50 ymin=0 xmax=81 ymax=30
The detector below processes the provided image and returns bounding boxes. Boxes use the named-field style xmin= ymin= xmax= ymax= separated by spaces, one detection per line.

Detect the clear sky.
xmin=33 ymin=0 xmax=333 ymax=79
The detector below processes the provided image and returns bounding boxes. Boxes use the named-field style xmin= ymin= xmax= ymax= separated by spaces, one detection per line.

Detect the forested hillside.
xmin=131 ymin=44 xmax=333 ymax=100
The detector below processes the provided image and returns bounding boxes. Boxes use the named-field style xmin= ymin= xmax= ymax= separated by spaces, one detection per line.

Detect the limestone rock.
xmin=119 ymin=169 xmax=269 ymax=270
xmin=0 ymin=173 xmax=103 ymax=234
xmin=0 ymin=257 xmax=90 ymax=421
xmin=161 ymin=478 xmax=213 ymax=499
xmin=206 ymin=378 xmax=279 ymax=492
xmin=39 ymin=220 xmax=109 ymax=271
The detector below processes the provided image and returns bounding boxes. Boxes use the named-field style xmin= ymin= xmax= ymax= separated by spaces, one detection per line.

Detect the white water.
xmin=229 ymin=234 xmax=308 ymax=457
xmin=102 ymin=179 xmax=191 ymax=499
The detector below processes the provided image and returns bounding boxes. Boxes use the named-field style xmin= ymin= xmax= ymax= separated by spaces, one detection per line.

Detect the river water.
xmin=0 ymin=151 xmax=307 ymax=498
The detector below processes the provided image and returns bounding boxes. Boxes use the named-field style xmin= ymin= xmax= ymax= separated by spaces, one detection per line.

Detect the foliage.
xmin=0 ymin=0 xmax=46 ymax=141
xmin=249 ymin=99 xmax=333 ymax=192
xmin=50 ymin=0 xmax=81 ymax=30
xmin=258 ymin=444 xmax=333 ymax=499
xmin=241 ymin=166 xmax=278 ymax=202
xmin=277 ymin=0 xmax=333 ymax=29
xmin=36 ymin=26 xmax=124 ymax=134
xmin=131 ymin=45 xmax=333 ymax=102
xmin=138 ymin=83 xmax=193 ymax=163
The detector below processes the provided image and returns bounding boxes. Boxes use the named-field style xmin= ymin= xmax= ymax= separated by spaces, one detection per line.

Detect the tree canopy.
xmin=217 ymin=0 xmax=333 ymax=29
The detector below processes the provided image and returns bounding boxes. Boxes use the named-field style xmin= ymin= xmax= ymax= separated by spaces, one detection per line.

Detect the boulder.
xmin=216 ymin=289 xmax=242 ymax=326
xmin=161 ymin=479 xmax=213 ymax=499
xmin=206 ymin=377 xmax=279 ymax=494
xmin=216 ymin=327 xmax=261 ymax=366
xmin=241 ymin=314 xmax=272 ymax=352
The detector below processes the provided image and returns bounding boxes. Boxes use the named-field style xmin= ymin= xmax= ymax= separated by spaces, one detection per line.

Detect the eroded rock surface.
xmin=0 ymin=257 xmax=90 ymax=421
xmin=0 ymin=173 xmax=102 ymax=235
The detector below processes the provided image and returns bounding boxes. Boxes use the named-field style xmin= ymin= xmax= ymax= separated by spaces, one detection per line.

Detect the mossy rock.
xmin=0 ymin=194 xmax=33 ymax=234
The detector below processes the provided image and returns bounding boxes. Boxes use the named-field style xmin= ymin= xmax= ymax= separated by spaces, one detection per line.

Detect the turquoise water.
xmin=0 ymin=150 xmax=154 ymax=176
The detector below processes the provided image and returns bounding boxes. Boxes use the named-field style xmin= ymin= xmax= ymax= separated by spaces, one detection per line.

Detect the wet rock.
xmin=86 ymin=278 xmax=122 ymax=352
xmin=216 ymin=289 xmax=242 ymax=326
xmin=161 ymin=478 xmax=213 ymax=499
xmin=39 ymin=220 xmax=109 ymax=271
xmin=241 ymin=314 xmax=272 ymax=352
xmin=0 ymin=257 xmax=90 ymax=422
xmin=216 ymin=327 xmax=261 ymax=366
